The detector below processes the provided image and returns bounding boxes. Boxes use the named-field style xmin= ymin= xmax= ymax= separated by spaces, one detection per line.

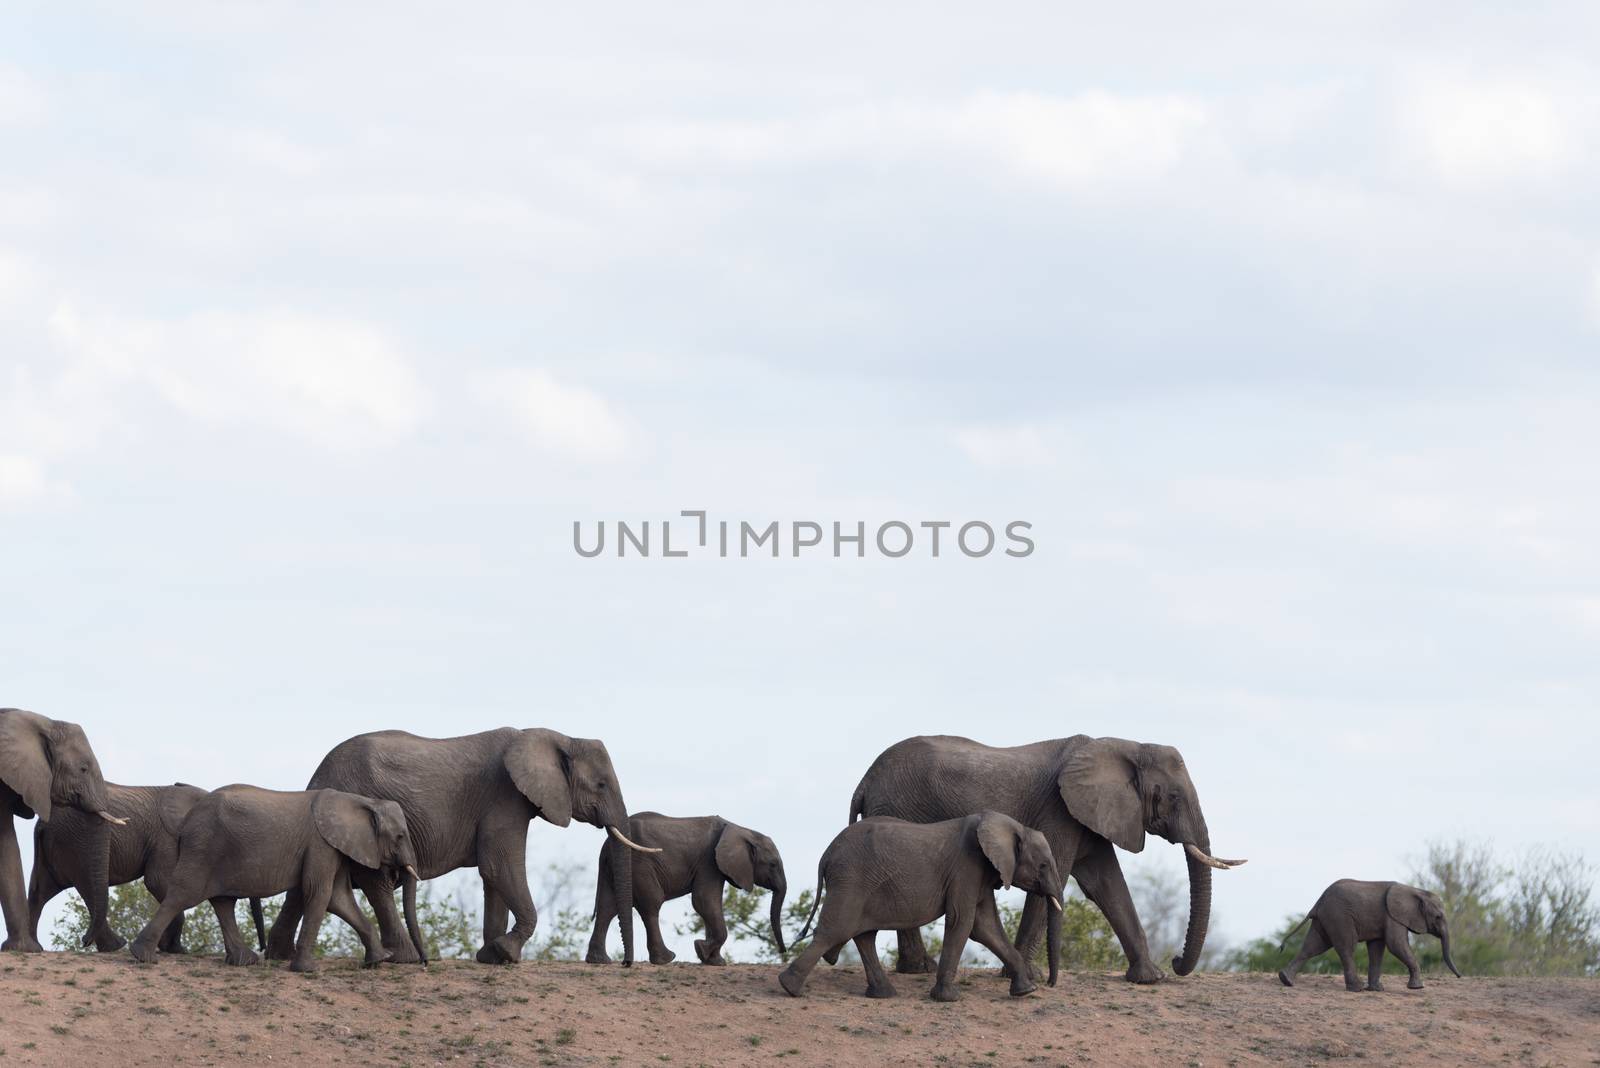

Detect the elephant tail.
xmin=848 ymin=779 xmax=866 ymax=824
xmin=1278 ymin=914 xmax=1311 ymax=953
xmin=797 ymin=858 xmax=826 ymax=942
xmin=250 ymin=898 xmax=266 ymax=952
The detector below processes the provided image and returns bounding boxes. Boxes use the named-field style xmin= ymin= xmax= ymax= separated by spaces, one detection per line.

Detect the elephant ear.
xmin=1057 ymin=735 xmax=1145 ymax=854
xmin=158 ymin=783 xmax=209 ymax=838
xmin=0 ymin=709 xmax=53 ymax=823
xmin=1385 ymin=884 xmax=1429 ymax=934
xmin=312 ymin=790 xmax=384 ymax=870
xmin=976 ymin=813 xmax=1019 ymax=890
xmin=714 ymin=823 xmax=756 ymax=891
xmin=504 ymin=730 xmax=572 ymax=828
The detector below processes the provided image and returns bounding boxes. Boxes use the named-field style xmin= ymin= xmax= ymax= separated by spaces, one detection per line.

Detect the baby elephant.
xmin=1279 ymin=879 xmax=1461 ymax=991
xmin=779 ymin=813 xmax=1065 ymax=1002
xmin=128 ymin=785 xmax=427 ymax=972
xmin=586 ymin=812 xmax=787 ymax=966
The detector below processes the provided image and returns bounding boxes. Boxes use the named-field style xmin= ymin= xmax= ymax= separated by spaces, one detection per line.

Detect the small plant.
xmin=555 ymin=1028 xmax=576 ymax=1046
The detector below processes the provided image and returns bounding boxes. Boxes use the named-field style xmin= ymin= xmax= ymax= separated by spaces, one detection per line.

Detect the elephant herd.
xmin=2 ymin=706 xmax=1457 ymax=1002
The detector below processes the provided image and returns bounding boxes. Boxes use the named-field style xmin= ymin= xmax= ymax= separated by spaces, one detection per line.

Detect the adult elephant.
xmin=266 ymin=727 xmax=658 ymax=965
xmin=1 ymin=708 xmax=124 ymax=952
xmin=849 ymin=735 xmax=1245 ymax=983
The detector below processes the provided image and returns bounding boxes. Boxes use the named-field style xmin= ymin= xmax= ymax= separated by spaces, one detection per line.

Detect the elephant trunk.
xmin=1172 ymin=838 xmax=1214 ymax=976
xmin=1045 ymin=891 xmax=1062 ymax=987
xmin=402 ymin=868 xmax=427 ymax=966
xmin=1440 ymin=929 xmax=1461 ymax=978
xmin=81 ymin=818 xmax=112 ymax=950
xmin=768 ymin=872 xmax=788 ymax=957
xmin=611 ymin=844 xmax=635 ymax=966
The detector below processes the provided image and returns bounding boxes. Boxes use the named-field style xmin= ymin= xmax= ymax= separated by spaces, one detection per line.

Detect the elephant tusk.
xmin=609 ymin=826 xmax=663 ymax=854
xmin=1049 ymin=896 xmax=1063 ymax=912
xmin=98 ymin=811 xmax=128 ymax=826
xmin=1185 ymin=843 xmax=1246 ymax=870
xmin=404 ymin=865 xmax=419 ymax=881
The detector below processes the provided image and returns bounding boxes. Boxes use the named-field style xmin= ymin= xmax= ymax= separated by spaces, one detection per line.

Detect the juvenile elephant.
xmin=129 ymin=785 xmax=426 ymax=972
xmin=851 ymin=734 xmax=1245 ymax=983
xmin=585 ymin=812 xmax=787 ymax=966
xmin=28 ymin=782 xmax=265 ymax=954
xmin=1 ymin=708 xmax=124 ymax=952
xmin=267 ymin=727 xmax=658 ymax=966
xmin=1278 ymin=879 xmax=1461 ymax=992
xmin=779 ymin=813 xmax=1065 ymax=1002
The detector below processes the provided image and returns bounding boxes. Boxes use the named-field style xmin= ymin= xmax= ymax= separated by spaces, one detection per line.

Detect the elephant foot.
xmin=864 ymin=982 xmax=898 ymax=999
xmin=822 ymin=945 xmax=842 ymax=966
xmin=1277 ymin=970 xmax=1295 ymax=988
xmin=649 ymin=949 xmax=677 ymax=966
xmin=1367 ymin=981 xmax=1384 ymax=992
xmin=694 ymin=940 xmax=726 ymax=966
xmin=128 ymin=938 xmax=160 ymax=964
xmin=289 ymin=956 xmax=319 ymax=973
xmin=158 ymin=941 xmax=186 ymax=955
xmin=929 ymin=982 xmax=961 ymax=1003
xmin=1125 ymin=959 xmax=1164 ymax=984
xmin=1 ymin=936 xmax=43 ymax=954
xmin=224 ymin=945 xmax=260 ymax=967
xmin=475 ymin=934 xmax=523 ymax=965
xmin=97 ymin=935 xmax=129 ymax=953
xmin=1344 ymin=980 xmax=1365 ymax=993
xmin=777 ymin=967 xmax=806 ymax=998
xmin=1408 ymin=978 xmax=1425 ymax=990
xmin=363 ymin=949 xmax=394 ymax=969
xmin=1008 ymin=975 xmax=1037 ymax=998
xmin=896 ymin=956 xmax=936 ymax=975
xmin=585 ymin=948 xmax=611 ymax=964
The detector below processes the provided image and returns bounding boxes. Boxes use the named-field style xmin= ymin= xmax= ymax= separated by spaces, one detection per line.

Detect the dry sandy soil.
xmin=0 ymin=953 xmax=1596 ymax=1067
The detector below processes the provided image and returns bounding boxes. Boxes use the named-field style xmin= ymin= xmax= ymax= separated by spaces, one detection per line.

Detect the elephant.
xmin=779 ymin=812 xmax=1065 ymax=1002
xmin=1278 ymin=879 xmax=1461 ymax=992
xmin=266 ymin=727 xmax=659 ymax=966
xmin=27 ymin=782 xmax=266 ymax=954
xmin=849 ymin=735 xmax=1245 ymax=984
xmin=1 ymin=707 xmax=124 ymax=952
xmin=585 ymin=812 xmax=787 ymax=967
xmin=129 ymin=784 xmax=426 ymax=972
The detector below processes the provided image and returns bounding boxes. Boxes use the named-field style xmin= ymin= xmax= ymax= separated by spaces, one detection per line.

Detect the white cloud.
xmin=476 ymin=369 xmax=631 ymax=461
xmin=1401 ymin=76 xmax=1582 ymax=186
xmin=0 ymin=453 xmax=69 ymax=509
xmin=0 ymin=66 xmax=46 ymax=126
xmin=955 ymin=423 xmax=1056 ymax=468
xmin=223 ymin=129 xmax=324 ymax=176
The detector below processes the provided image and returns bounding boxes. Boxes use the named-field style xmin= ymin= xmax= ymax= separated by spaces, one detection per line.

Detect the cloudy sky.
xmin=4 ymin=3 xmax=1599 ymax=955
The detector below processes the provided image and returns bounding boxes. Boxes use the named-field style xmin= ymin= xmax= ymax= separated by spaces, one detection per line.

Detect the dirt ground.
xmin=0 ymin=953 xmax=1596 ymax=1067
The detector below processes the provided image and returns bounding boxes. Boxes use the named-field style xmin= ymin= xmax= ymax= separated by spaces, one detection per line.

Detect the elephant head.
xmin=1387 ymin=884 xmax=1460 ymax=978
xmin=715 ymin=822 xmax=788 ymax=954
xmin=977 ymin=812 xmax=1065 ymax=986
xmin=312 ymin=790 xmax=428 ymax=964
xmin=1058 ymin=736 xmax=1244 ymax=976
xmin=0 ymin=708 xmax=121 ymax=825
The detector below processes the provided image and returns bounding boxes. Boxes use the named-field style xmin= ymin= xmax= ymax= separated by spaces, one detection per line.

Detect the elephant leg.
xmin=291 ymin=874 xmax=333 ymax=974
xmin=894 ymin=927 xmax=934 ymax=974
xmin=930 ymin=901 xmax=975 ymax=1002
xmin=1330 ymin=931 xmax=1361 ymax=992
xmin=356 ymin=868 xmax=420 ymax=964
xmin=643 ymin=903 xmax=675 ymax=965
xmin=266 ymin=886 xmax=303 ymax=960
xmin=1073 ymin=838 xmax=1160 ymax=983
xmin=158 ymin=911 xmax=187 ymax=954
xmin=0 ymin=817 xmax=42 ymax=952
xmin=586 ymin=873 xmax=616 ymax=964
xmin=25 ymin=856 xmax=64 ymax=949
xmin=475 ymin=820 xmax=538 ymax=964
xmin=975 ymin=895 xmax=1035 ymax=997
xmin=213 ymin=898 xmax=258 ymax=966
xmin=855 ymin=932 xmax=896 ymax=998
xmin=779 ymin=918 xmax=851 ymax=997
xmin=691 ymin=879 xmax=728 ymax=965
xmin=1279 ymin=920 xmax=1329 ymax=986
xmin=480 ymin=885 xmax=508 ymax=950
xmin=131 ymin=866 xmax=205 ymax=965
xmin=328 ymin=872 xmax=390 ymax=967
xmin=66 ymin=868 xmax=126 ymax=952
xmin=1386 ymin=924 xmax=1423 ymax=989
xmin=1365 ymin=939 xmax=1386 ymax=991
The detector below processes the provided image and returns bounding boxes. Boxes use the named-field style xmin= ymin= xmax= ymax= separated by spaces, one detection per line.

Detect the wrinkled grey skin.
xmin=0 ymin=708 xmax=119 ymax=953
xmin=586 ymin=812 xmax=787 ymax=967
xmin=28 ymin=782 xmax=265 ymax=954
xmin=779 ymin=813 xmax=1065 ymax=1002
xmin=129 ymin=785 xmax=425 ymax=972
xmin=851 ymin=735 xmax=1243 ymax=984
xmin=1278 ymin=879 xmax=1461 ymax=992
xmin=268 ymin=728 xmax=649 ymax=966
